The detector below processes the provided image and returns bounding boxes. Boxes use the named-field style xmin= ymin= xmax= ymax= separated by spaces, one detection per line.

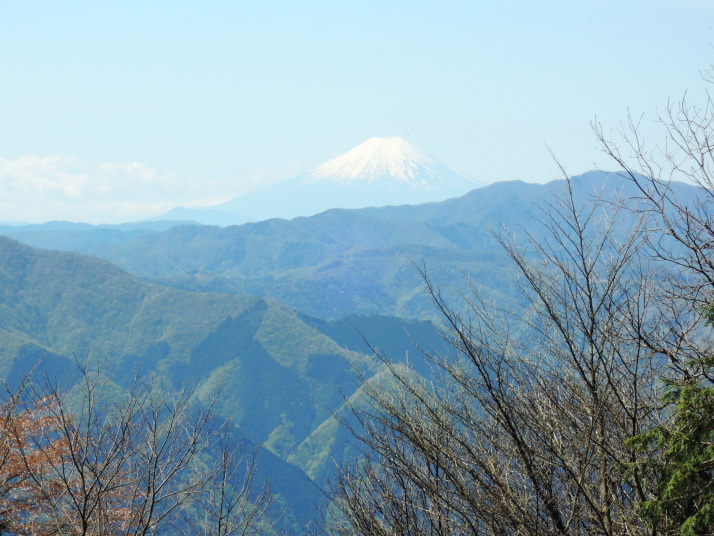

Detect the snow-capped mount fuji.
xmin=159 ymin=137 xmax=485 ymax=225
xmin=307 ymin=136 xmax=477 ymax=189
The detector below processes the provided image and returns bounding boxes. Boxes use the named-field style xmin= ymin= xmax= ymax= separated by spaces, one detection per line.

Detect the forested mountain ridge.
xmin=2 ymin=171 xmax=699 ymax=321
xmin=0 ymin=235 xmax=449 ymax=526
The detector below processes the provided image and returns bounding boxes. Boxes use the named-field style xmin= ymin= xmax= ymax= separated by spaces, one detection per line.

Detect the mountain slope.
xmin=71 ymin=172 xmax=643 ymax=319
xmin=1 ymin=171 xmax=680 ymax=321
xmin=0 ymin=236 xmax=450 ymax=525
xmin=0 ymin=236 xmax=259 ymax=369
xmin=0 ymin=237 xmax=355 ymax=525
xmin=67 ymin=173 xmax=595 ymax=319
xmin=151 ymin=137 xmax=483 ymax=224
xmin=0 ymin=220 xmax=196 ymax=257
xmin=218 ymin=136 xmax=483 ymax=222
xmin=307 ymin=136 xmax=477 ymax=188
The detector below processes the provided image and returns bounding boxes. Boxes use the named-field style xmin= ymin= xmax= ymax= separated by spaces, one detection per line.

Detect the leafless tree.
xmin=325 ymin=178 xmax=666 ymax=536
xmin=325 ymin=70 xmax=714 ymax=534
xmin=185 ymin=439 xmax=277 ymax=536
xmin=2 ymin=363 xmax=277 ymax=535
xmin=588 ymin=71 xmax=714 ymax=535
xmin=593 ymin=73 xmax=714 ymax=379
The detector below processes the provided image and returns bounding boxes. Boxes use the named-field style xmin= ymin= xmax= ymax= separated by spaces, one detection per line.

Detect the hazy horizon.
xmin=1 ymin=1 xmax=712 ymax=223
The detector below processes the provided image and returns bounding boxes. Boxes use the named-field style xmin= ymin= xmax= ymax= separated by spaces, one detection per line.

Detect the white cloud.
xmin=0 ymin=156 xmax=244 ymax=224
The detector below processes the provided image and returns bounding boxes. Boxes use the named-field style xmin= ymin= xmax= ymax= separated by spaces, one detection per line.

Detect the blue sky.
xmin=0 ymin=0 xmax=712 ymax=223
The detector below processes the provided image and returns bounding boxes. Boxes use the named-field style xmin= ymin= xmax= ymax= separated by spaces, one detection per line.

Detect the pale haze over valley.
xmin=0 ymin=1 xmax=711 ymax=223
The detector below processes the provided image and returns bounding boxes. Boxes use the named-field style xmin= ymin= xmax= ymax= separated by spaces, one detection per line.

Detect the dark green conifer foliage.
xmin=629 ymin=308 xmax=714 ymax=535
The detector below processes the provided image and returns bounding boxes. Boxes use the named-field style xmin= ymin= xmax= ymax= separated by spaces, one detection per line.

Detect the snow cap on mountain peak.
xmin=212 ymin=136 xmax=485 ymax=221
xmin=308 ymin=136 xmax=474 ymax=188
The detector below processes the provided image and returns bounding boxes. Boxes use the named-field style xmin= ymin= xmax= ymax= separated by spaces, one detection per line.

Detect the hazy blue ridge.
xmin=3 ymin=171 xmax=690 ymax=321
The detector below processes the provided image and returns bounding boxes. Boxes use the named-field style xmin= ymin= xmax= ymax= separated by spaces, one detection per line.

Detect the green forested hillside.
xmin=0 ymin=235 xmax=448 ymax=527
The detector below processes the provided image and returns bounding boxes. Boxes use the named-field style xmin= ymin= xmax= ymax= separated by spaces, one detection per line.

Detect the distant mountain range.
xmin=4 ymin=171 xmax=693 ymax=320
xmin=154 ymin=137 xmax=485 ymax=225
